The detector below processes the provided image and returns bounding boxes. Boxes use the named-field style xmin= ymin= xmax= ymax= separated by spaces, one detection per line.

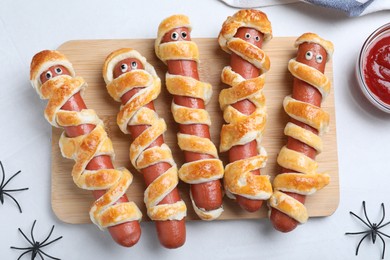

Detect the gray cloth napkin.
xmin=220 ymin=0 xmax=390 ymax=16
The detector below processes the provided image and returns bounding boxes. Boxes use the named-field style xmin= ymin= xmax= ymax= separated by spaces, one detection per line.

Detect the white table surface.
xmin=1 ymin=1 xmax=390 ymax=259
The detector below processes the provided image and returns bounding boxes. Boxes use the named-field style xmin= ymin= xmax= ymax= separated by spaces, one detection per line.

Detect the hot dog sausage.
xmin=109 ymin=56 xmax=186 ymax=248
xmin=270 ymin=43 xmax=325 ymax=232
xmin=162 ymin=28 xmax=223 ymax=212
xmin=166 ymin=59 xmax=223 ymax=211
xmin=39 ymin=66 xmax=141 ymax=247
xmin=269 ymin=33 xmax=333 ymax=232
xmin=228 ymin=27 xmax=265 ymax=212
xmin=218 ymin=10 xmax=273 ymax=212
xmin=156 ymin=15 xmax=224 ymax=220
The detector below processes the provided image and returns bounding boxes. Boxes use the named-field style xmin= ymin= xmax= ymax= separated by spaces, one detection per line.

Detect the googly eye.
xmin=55 ymin=67 xmax=63 ymax=74
xmin=171 ymin=32 xmax=179 ymax=41
xmin=315 ymin=54 xmax=323 ymax=63
xmin=305 ymin=51 xmax=313 ymax=60
xmin=181 ymin=31 xmax=187 ymax=39
xmin=45 ymin=71 xmax=52 ymax=80
xmin=245 ymin=33 xmax=251 ymax=39
xmin=254 ymin=36 xmax=260 ymax=42
xmin=120 ymin=63 xmax=128 ymax=73
xmin=131 ymin=61 xmax=138 ymax=69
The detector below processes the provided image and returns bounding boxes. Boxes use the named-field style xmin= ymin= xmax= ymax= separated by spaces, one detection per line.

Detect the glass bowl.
xmin=356 ymin=23 xmax=390 ymax=113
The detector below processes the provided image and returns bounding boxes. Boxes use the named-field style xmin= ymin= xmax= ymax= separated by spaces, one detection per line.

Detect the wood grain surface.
xmin=52 ymin=37 xmax=339 ymax=224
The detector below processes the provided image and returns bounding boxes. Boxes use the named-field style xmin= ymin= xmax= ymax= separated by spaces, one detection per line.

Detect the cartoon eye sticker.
xmin=45 ymin=71 xmax=52 ymax=80
xmin=131 ymin=61 xmax=138 ymax=69
xmin=171 ymin=31 xmax=179 ymax=41
xmin=181 ymin=31 xmax=187 ymax=39
xmin=55 ymin=67 xmax=63 ymax=75
xmin=315 ymin=54 xmax=323 ymax=64
xmin=305 ymin=51 xmax=313 ymax=60
xmin=245 ymin=33 xmax=251 ymax=39
xmin=120 ymin=63 xmax=128 ymax=73
xmin=254 ymin=35 xmax=260 ymax=42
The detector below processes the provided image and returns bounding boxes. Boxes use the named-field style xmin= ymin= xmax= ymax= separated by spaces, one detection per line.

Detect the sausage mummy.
xmin=103 ymin=48 xmax=187 ymax=248
xmin=155 ymin=15 xmax=224 ymax=220
xmin=30 ymin=50 xmax=142 ymax=247
xmin=268 ymin=33 xmax=334 ymax=232
xmin=217 ymin=9 xmax=273 ymax=211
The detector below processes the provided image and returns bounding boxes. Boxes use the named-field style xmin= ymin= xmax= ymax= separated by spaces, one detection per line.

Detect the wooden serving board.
xmin=53 ymin=38 xmax=339 ymax=224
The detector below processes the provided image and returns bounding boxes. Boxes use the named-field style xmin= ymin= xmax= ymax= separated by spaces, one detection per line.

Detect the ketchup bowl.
xmin=356 ymin=23 xmax=390 ymax=113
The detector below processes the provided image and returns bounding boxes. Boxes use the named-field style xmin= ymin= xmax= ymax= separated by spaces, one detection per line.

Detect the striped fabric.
xmin=305 ymin=0 xmax=374 ymax=16
xmin=220 ymin=0 xmax=389 ymax=16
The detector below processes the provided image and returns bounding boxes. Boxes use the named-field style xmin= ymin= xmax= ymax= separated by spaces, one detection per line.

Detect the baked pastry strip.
xmin=30 ymin=50 xmax=142 ymax=246
xmin=268 ymin=33 xmax=333 ymax=231
xmin=103 ymin=48 xmax=186 ymax=248
xmin=155 ymin=14 xmax=224 ymax=220
xmin=218 ymin=9 xmax=273 ymax=211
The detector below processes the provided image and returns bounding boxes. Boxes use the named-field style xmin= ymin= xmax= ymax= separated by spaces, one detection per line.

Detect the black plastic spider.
xmin=10 ymin=220 xmax=63 ymax=260
xmin=346 ymin=201 xmax=390 ymax=259
xmin=0 ymin=161 xmax=29 ymax=213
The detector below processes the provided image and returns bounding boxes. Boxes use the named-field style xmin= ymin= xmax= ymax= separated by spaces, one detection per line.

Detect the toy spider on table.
xmin=0 ymin=161 xmax=28 ymax=213
xmin=346 ymin=201 xmax=390 ymax=259
xmin=10 ymin=220 xmax=63 ymax=260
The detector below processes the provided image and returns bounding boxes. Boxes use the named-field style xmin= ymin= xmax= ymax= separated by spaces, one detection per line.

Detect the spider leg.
xmin=40 ymin=236 xmax=63 ymax=248
xmin=4 ymin=187 xmax=29 ymax=192
xmin=16 ymin=249 xmax=33 ymax=260
xmin=37 ymin=250 xmax=44 ymax=260
xmin=356 ymin=233 xmax=370 ymax=256
xmin=350 ymin=211 xmax=372 ymax=229
xmin=10 ymin=246 xmax=34 ymax=250
xmin=40 ymin=225 xmax=55 ymax=245
xmin=362 ymin=201 xmax=373 ymax=227
xmin=378 ymin=230 xmax=390 ymax=239
xmin=378 ymin=233 xmax=386 ymax=259
xmin=3 ymin=192 xmax=23 ymax=213
xmin=3 ymin=170 xmax=22 ymax=188
xmin=0 ymin=161 xmax=6 ymax=187
xmin=379 ymin=221 xmax=390 ymax=229
xmin=346 ymin=230 xmax=371 ymax=235
xmin=378 ymin=203 xmax=386 ymax=226
xmin=31 ymin=220 xmax=37 ymax=244
xmin=39 ymin=248 xmax=61 ymax=260
xmin=18 ymin=227 xmax=34 ymax=246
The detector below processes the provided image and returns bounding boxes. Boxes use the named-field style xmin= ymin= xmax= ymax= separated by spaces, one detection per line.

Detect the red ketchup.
xmin=363 ymin=35 xmax=390 ymax=105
